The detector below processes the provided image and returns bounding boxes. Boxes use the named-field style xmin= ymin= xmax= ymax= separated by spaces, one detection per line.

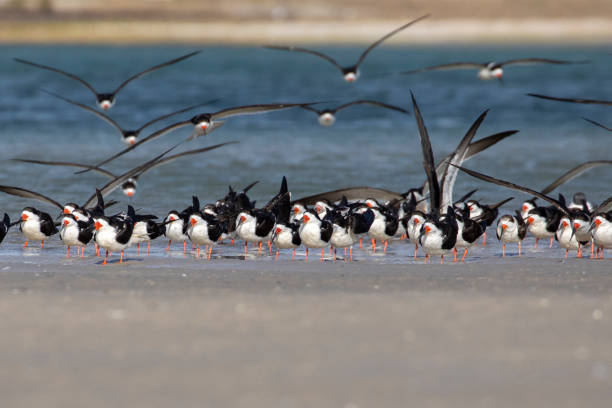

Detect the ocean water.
xmin=0 ymin=44 xmax=610 ymax=264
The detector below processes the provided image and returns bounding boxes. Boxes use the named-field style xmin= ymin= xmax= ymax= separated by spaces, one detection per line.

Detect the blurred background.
xmin=1 ymin=0 xmax=611 ymax=43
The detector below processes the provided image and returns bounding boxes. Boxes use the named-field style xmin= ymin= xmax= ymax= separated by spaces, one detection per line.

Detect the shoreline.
xmin=1 ymin=18 xmax=611 ymax=45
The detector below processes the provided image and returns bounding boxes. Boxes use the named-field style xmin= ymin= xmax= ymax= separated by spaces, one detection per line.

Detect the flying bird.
xmin=15 ymin=50 xmax=201 ymax=109
xmin=264 ymin=15 xmax=429 ymax=82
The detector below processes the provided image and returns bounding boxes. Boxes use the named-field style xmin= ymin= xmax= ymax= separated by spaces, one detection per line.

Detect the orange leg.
xmin=23 ymin=240 xmax=28 ymax=248
xmin=359 ymin=238 xmax=363 ymax=249
xmin=534 ymin=238 xmax=539 ymax=249
xmin=66 ymin=246 xmax=70 ymax=258
xmin=147 ymin=241 xmax=151 ymax=256
xmin=275 ymin=249 xmax=279 ymax=260
xmin=244 ymin=241 xmax=248 ymax=259
xmin=96 ymin=243 xmax=100 ymax=257
xmin=502 ymin=243 xmax=506 ymax=257
xmin=371 ymin=239 xmax=376 ymax=252
xmin=461 ymin=248 xmax=468 ymax=263
xmin=166 ymin=240 xmax=171 ymax=251
xmin=577 ymin=246 xmax=582 ymax=258
xmin=258 ymin=241 xmax=262 ymax=255
xmin=350 ymin=247 xmax=353 ymax=262
xmin=269 ymin=241 xmax=273 ymax=255
xmin=424 ymin=254 xmax=428 ymax=265
xmin=565 ymin=249 xmax=569 ymax=259
xmin=320 ymin=249 xmax=324 ymax=262
xmin=482 ymin=232 xmax=486 ymax=247
xmin=231 ymin=238 xmax=234 ymax=246
xmin=549 ymin=237 xmax=554 ymax=248
xmin=518 ymin=242 xmax=522 ymax=257
xmin=453 ymin=247 xmax=458 ymax=262
xmin=591 ymin=240 xmax=594 ymax=258
xmin=414 ymin=244 xmax=418 ymax=259
xmin=183 ymin=241 xmax=187 ymax=253
xmin=103 ymin=250 xmax=108 ymax=265
xmin=41 ymin=240 xmax=44 ymax=249
xmin=207 ymin=246 xmax=213 ymax=260
xmin=292 ymin=248 xmax=296 ymax=260
xmin=120 ymin=250 xmax=124 ymax=264
xmin=136 ymin=243 xmax=140 ymax=256
xmin=333 ymin=248 xmax=337 ymax=261
xmin=196 ymin=246 xmax=200 ymax=258
xmin=383 ymin=240 xmax=388 ymax=253
xmin=344 ymin=248 xmax=347 ymax=257
xmin=81 ymin=247 xmax=85 ymax=258
xmin=305 ymin=248 xmax=309 ymax=262
xmin=440 ymin=255 xmax=444 ymax=264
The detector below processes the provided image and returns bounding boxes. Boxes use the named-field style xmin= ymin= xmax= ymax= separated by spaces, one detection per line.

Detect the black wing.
xmin=527 ymin=94 xmax=612 ymax=106
xmin=111 ymin=50 xmax=201 ymax=95
xmin=39 ymin=212 xmax=59 ymax=236
xmin=398 ymin=62 xmax=485 ymax=75
xmin=292 ymin=187 xmax=402 ymax=206
xmin=583 ymin=118 xmax=612 ymax=132
xmin=331 ymin=100 xmax=409 ymax=114
xmin=81 ymin=143 xmax=181 ymax=208
xmin=540 ymin=160 xmax=612 ymax=195
xmin=451 ymin=164 xmax=569 ymax=215
xmin=136 ymin=98 xmax=219 ymax=133
xmin=42 ymin=90 xmax=124 ymax=135
xmin=264 ymin=46 xmax=343 ymax=72
xmin=136 ymin=142 xmax=238 ymax=178
xmin=76 ymin=119 xmax=191 ymax=173
xmin=320 ymin=220 xmax=333 ymax=243
xmin=12 ymin=158 xmax=116 ymax=179
xmin=212 ymin=103 xmax=305 ymax=120
xmin=500 ymin=58 xmax=588 ymax=67
xmin=255 ymin=212 xmax=275 ymax=237
xmin=411 ymin=92 xmax=440 ymax=215
xmin=0 ymin=185 xmax=63 ymax=210
xmin=14 ymin=58 xmax=98 ymax=96
xmin=440 ymin=109 xmax=489 ymax=210
xmin=355 ymin=14 xmax=430 ymax=68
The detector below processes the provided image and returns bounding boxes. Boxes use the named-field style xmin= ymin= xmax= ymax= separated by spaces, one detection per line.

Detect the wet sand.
xmin=1 ymin=255 xmax=611 ymax=407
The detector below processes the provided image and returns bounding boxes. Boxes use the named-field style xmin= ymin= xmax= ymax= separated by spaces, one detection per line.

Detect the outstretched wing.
xmin=355 ymin=14 xmax=430 ymax=68
xmin=292 ymin=187 xmax=402 ymax=206
xmin=540 ymin=160 xmax=612 ymax=195
xmin=264 ymin=46 xmax=344 ymax=72
xmin=12 ymin=158 xmax=116 ymax=179
xmin=332 ymin=100 xmax=408 ymax=114
xmin=211 ymin=103 xmax=305 ymax=120
xmin=111 ymin=50 xmax=201 ymax=95
xmin=0 ymin=185 xmax=63 ymax=210
xmin=14 ymin=58 xmax=98 ymax=96
xmin=500 ymin=58 xmax=588 ymax=66
xmin=398 ymin=62 xmax=485 ymax=75
xmin=527 ymin=93 xmax=612 ymax=106
xmin=583 ymin=118 xmax=612 ymax=132
xmin=136 ymin=98 xmax=220 ymax=133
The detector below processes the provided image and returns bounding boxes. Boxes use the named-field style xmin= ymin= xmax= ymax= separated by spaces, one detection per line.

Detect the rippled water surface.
xmin=0 ymin=44 xmax=610 ymax=265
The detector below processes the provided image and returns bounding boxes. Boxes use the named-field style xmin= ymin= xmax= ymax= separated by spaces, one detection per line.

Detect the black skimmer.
xmin=400 ymin=58 xmax=587 ymax=82
xmin=363 ymin=200 xmax=398 ymax=252
xmin=271 ymin=192 xmax=301 ymax=260
xmin=410 ymin=92 xmax=459 ymax=264
xmin=465 ymin=197 xmax=514 ymax=246
xmin=496 ymin=211 xmax=527 ymax=257
xmin=126 ymin=206 xmax=161 ymax=256
xmin=329 ymin=203 xmax=374 ymax=261
xmin=42 ymin=90 xmax=218 ymax=145
xmin=300 ymin=100 xmax=408 ymax=126
xmin=59 ymin=213 xmax=93 ymax=257
xmin=299 ymin=210 xmax=333 ymax=261
xmin=15 ymin=142 xmax=236 ymax=199
xmin=19 ymin=207 xmax=58 ymax=248
xmin=15 ymin=50 xmax=201 ymax=110
xmin=264 ymin=15 xmax=429 ymax=82
xmin=590 ymin=199 xmax=612 ymax=258
xmin=235 ymin=209 xmax=276 ymax=257
xmin=404 ymin=210 xmax=427 ymax=258
xmin=526 ymin=94 xmax=612 ymax=106
xmin=451 ymin=164 xmax=589 ymax=257
xmin=0 ymin=214 xmax=11 ymax=245
xmin=186 ymin=211 xmax=225 ymax=259
xmin=163 ymin=210 xmax=189 ymax=252
xmin=93 ymin=213 xmax=135 ymax=265
xmin=453 ymin=206 xmax=487 ymax=262
xmin=77 ymin=102 xmax=306 ymax=173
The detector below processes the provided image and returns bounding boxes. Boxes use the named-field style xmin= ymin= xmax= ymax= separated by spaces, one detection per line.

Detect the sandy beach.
xmin=1 ymin=256 xmax=611 ymax=407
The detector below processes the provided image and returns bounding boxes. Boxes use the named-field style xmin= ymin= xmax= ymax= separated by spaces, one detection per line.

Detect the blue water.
xmin=0 ymin=44 xmax=610 ymax=263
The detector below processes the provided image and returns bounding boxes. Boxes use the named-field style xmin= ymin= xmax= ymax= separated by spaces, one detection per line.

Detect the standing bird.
xmin=271 ymin=193 xmax=301 ymax=260
xmin=300 ymin=100 xmax=408 ymax=126
xmin=186 ymin=211 xmax=224 ymax=259
xmin=264 ymin=15 xmax=429 ymax=82
xmin=19 ymin=207 xmax=58 ymax=248
xmin=15 ymin=50 xmax=201 ymax=110
xmin=496 ymin=211 xmax=527 ymax=257
xmin=60 ymin=213 xmax=93 ymax=258
xmin=92 ymin=214 xmax=135 ymax=265
xmin=299 ymin=210 xmax=333 ymax=262
xmin=465 ymin=197 xmax=514 ymax=246
xmin=399 ymin=58 xmax=587 ymax=82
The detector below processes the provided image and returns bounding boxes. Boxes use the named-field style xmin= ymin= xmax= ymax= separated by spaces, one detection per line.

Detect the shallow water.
xmin=0 ymin=44 xmax=610 ymax=265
